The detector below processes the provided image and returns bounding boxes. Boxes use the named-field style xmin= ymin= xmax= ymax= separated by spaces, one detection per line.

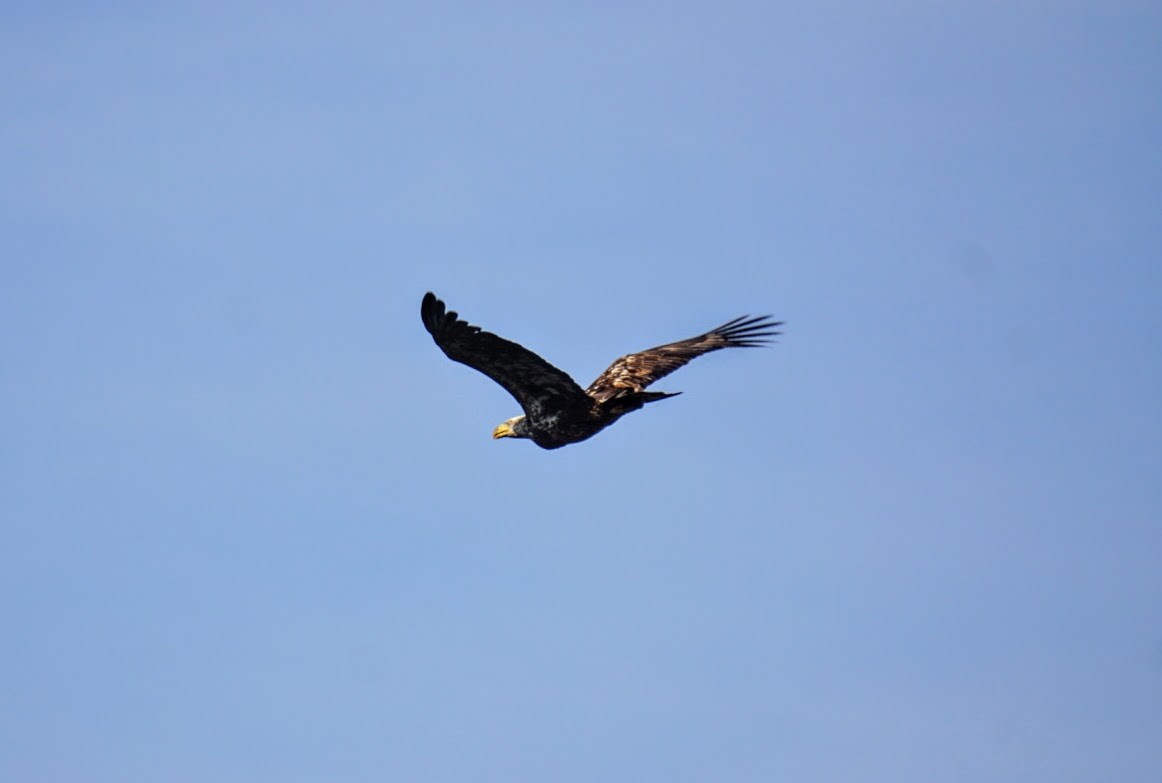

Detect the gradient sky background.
xmin=3 ymin=2 xmax=1160 ymax=781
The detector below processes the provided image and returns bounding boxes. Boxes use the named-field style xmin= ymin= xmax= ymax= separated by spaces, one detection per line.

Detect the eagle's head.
xmin=492 ymin=415 xmax=530 ymax=440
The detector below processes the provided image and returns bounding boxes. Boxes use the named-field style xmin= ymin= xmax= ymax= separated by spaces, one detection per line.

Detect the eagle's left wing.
xmin=421 ymin=293 xmax=590 ymax=417
xmin=585 ymin=314 xmax=782 ymax=402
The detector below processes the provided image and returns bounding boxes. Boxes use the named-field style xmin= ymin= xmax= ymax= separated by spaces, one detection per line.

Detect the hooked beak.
xmin=492 ymin=422 xmax=514 ymax=439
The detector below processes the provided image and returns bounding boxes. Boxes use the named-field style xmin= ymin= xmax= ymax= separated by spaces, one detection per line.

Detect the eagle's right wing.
xmin=421 ymin=293 xmax=589 ymax=418
xmin=586 ymin=314 xmax=782 ymax=402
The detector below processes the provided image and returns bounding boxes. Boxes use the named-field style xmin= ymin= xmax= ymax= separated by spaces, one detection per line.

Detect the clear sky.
xmin=3 ymin=2 xmax=1160 ymax=781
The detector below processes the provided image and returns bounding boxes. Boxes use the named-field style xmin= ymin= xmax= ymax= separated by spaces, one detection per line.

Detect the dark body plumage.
xmin=420 ymin=292 xmax=781 ymax=449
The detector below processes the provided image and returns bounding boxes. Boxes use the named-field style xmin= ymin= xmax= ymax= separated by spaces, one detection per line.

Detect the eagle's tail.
xmin=598 ymin=390 xmax=680 ymax=419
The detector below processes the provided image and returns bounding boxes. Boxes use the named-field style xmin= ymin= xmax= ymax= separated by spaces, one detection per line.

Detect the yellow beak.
xmin=492 ymin=423 xmax=514 ymax=439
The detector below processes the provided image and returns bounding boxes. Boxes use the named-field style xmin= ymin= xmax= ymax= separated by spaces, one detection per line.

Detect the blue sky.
xmin=2 ymin=2 xmax=1160 ymax=781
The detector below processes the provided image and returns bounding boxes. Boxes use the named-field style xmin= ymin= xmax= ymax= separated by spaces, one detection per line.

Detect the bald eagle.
xmin=421 ymin=292 xmax=781 ymax=449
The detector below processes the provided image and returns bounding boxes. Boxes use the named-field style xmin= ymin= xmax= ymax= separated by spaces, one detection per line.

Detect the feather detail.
xmin=584 ymin=314 xmax=782 ymax=402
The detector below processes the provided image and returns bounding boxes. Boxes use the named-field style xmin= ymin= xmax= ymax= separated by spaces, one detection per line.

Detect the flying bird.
xmin=420 ymin=292 xmax=782 ymax=449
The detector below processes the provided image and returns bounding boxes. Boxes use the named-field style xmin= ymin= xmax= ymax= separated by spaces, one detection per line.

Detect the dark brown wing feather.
xmin=421 ymin=293 xmax=589 ymax=418
xmin=585 ymin=314 xmax=782 ymax=403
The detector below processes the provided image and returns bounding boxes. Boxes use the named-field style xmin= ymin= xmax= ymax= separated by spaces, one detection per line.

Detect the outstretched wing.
xmin=586 ymin=314 xmax=782 ymax=402
xmin=421 ymin=292 xmax=589 ymax=417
